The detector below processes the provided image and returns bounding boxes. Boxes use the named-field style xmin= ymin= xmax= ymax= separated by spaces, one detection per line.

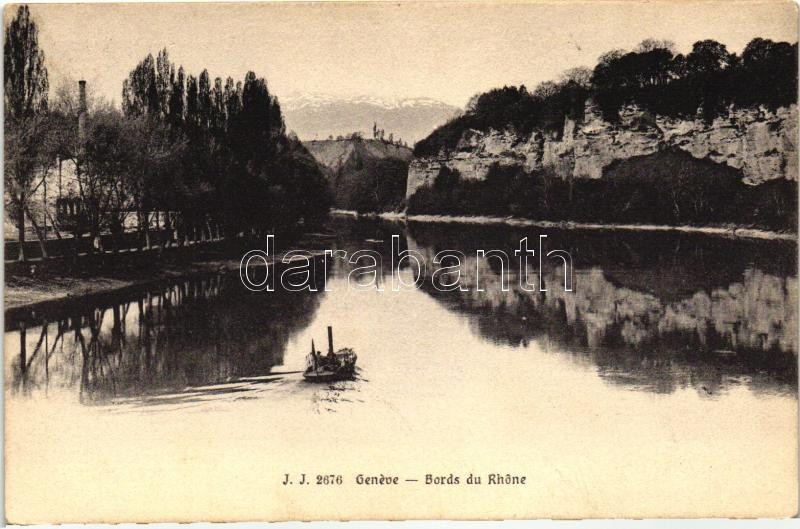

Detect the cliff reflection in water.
xmin=401 ymin=221 xmax=798 ymax=394
xmin=5 ymin=269 xmax=327 ymax=404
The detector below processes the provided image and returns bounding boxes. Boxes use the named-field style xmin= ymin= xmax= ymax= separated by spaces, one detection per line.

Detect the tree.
xmin=167 ymin=65 xmax=185 ymax=125
xmin=155 ymin=48 xmax=171 ymax=116
xmin=684 ymin=40 xmax=735 ymax=120
xmin=4 ymin=6 xmax=48 ymax=121
xmin=4 ymin=5 xmax=50 ymax=260
xmin=198 ymin=69 xmax=212 ymax=129
xmin=591 ymin=46 xmax=675 ymax=119
xmin=122 ymin=115 xmax=187 ymax=250
xmin=533 ymin=81 xmax=560 ymax=99
xmin=122 ymin=53 xmax=158 ymax=116
xmin=635 ymin=38 xmax=675 ymax=54
xmin=211 ymin=77 xmax=226 ymax=133
xmin=737 ymin=38 xmax=798 ymax=110
xmin=559 ymin=67 xmax=593 ymax=88
xmin=48 ymin=80 xmax=119 ymax=250
xmin=5 ymin=116 xmax=53 ymax=259
xmin=687 ymin=40 xmax=733 ymax=73
xmin=79 ymin=108 xmax=131 ymax=252
xmin=186 ymin=75 xmax=199 ymax=126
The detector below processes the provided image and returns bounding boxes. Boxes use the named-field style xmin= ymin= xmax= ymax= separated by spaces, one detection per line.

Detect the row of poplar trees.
xmin=119 ymin=48 xmax=331 ymax=246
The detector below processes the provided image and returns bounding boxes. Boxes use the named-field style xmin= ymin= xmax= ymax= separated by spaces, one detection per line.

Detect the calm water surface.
xmin=6 ymin=217 xmax=797 ymax=404
xmin=5 ymin=217 xmax=798 ymax=519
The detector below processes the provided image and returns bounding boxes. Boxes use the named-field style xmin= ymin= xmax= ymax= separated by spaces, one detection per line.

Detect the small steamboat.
xmin=303 ymin=326 xmax=357 ymax=383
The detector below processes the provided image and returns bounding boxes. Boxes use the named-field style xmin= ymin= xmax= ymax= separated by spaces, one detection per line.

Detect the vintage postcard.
xmin=3 ymin=0 xmax=798 ymax=522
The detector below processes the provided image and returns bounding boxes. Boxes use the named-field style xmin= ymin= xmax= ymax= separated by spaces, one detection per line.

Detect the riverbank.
xmin=5 ymin=259 xmax=230 ymax=312
xmin=330 ymin=209 xmax=797 ymax=241
xmin=5 ymin=237 xmax=329 ymax=313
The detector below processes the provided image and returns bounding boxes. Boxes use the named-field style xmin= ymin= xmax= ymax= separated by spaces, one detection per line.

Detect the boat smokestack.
xmin=327 ymin=326 xmax=334 ymax=355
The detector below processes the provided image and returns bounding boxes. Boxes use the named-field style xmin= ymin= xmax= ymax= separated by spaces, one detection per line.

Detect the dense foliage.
xmin=121 ymin=49 xmax=330 ymax=240
xmin=317 ymin=138 xmax=410 ymax=214
xmin=415 ymin=38 xmax=798 ymax=156
xmin=415 ymin=82 xmax=589 ymax=157
xmin=340 ymin=157 xmax=409 ymax=214
xmin=407 ymin=151 xmax=797 ymax=232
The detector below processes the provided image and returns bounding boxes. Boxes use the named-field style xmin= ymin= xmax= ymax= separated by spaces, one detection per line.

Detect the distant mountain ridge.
xmin=282 ymin=92 xmax=459 ymax=144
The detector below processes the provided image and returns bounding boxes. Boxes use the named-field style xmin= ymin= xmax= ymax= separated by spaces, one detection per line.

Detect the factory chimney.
xmin=78 ymin=80 xmax=87 ymax=142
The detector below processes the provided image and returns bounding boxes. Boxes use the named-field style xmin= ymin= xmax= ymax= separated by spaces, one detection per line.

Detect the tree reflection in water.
xmin=6 ymin=266 xmax=328 ymax=404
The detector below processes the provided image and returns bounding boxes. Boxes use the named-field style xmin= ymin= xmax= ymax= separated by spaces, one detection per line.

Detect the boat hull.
xmin=302 ymin=369 xmax=354 ymax=383
xmin=303 ymin=345 xmax=357 ymax=383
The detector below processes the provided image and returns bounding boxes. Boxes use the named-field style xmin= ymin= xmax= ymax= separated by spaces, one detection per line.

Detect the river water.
xmin=4 ymin=217 xmax=798 ymax=520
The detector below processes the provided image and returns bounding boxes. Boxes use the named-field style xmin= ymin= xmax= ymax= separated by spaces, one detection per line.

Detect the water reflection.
xmin=326 ymin=217 xmax=797 ymax=395
xmin=401 ymin=221 xmax=797 ymax=395
xmin=4 ymin=217 xmax=797 ymax=406
xmin=6 ymin=268 xmax=328 ymax=405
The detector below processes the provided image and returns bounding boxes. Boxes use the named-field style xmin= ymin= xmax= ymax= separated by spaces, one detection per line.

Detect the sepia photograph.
xmin=3 ymin=0 xmax=798 ymax=522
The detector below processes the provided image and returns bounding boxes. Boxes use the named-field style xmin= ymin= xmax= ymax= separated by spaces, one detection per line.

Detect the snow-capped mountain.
xmin=280 ymin=92 xmax=460 ymax=144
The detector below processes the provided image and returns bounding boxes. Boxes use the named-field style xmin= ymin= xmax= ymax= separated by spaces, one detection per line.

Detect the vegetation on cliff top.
xmin=414 ymin=37 xmax=798 ymax=157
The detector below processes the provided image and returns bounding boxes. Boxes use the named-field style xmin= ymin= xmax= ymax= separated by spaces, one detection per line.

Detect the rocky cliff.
xmin=407 ymin=101 xmax=798 ymax=198
xmin=305 ymin=138 xmax=413 ymax=212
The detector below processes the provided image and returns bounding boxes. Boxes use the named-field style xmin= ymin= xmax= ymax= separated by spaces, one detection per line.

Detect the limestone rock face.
xmin=406 ymin=102 xmax=798 ymax=199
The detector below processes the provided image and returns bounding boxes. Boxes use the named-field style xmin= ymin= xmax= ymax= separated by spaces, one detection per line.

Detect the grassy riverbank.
xmin=330 ymin=209 xmax=798 ymax=241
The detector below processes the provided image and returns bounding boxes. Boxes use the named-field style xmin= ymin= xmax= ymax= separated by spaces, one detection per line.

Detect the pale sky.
xmin=22 ymin=1 xmax=800 ymax=109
